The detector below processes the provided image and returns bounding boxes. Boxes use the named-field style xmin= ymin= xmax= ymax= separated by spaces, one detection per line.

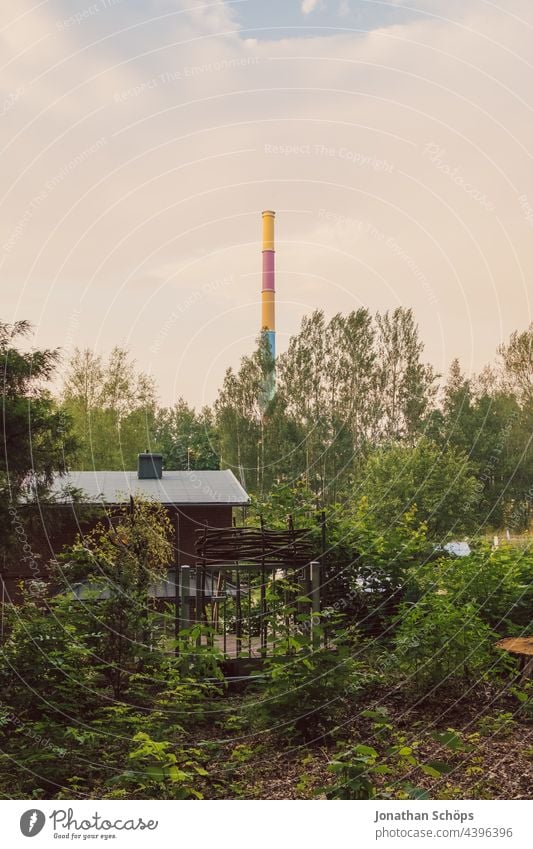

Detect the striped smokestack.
xmin=261 ymin=210 xmax=275 ymax=360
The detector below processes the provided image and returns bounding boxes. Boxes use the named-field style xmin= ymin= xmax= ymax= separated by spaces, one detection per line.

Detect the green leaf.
xmin=373 ymin=765 xmax=394 ymax=775
xmin=361 ymin=708 xmax=390 ymax=720
xmin=144 ymin=766 xmax=166 ymax=780
xmin=425 ymin=760 xmax=453 ymax=775
xmin=403 ymin=784 xmax=430 ymax=800
xmin=421 ymin=764 xmax=442 ymax=778
xmin=167 ymin=766 xmax=188 ymax=782
xmin=431 ymin=730 xmax=464 ymax=751
xmin=354 ymin=744 xmax=379 ymax=758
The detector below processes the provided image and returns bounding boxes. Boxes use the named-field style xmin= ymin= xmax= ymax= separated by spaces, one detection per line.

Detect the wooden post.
xmin=223 ymin=572 xmax=227 ymax=656
xmin=180 ymin=565 xmax=191 ymax=644
xmin=199 ymin=521 xmax=208 ymax=646
xmin=236 ymin=567 xmax=242 ymax=656
xmin=195 ymin=565 xmax=202 ymax=647
xmin=260 ymin=516 xmax=267 ymax=655
xmin=300 ymin=563 xmax=310 ymax=619
xmin=174 ymin=512 xmax=181 ymax=655
xmin=174 ymin=563 xmax=180 ymax=656
xmin=310 ymin=560 xmax=321 ymax=649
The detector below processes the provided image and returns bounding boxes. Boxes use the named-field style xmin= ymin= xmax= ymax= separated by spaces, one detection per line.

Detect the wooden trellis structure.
xmin=174 ymin=521 xmax=322 ymax=663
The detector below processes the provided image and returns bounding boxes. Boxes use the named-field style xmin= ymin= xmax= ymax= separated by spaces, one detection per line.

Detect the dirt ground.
xmin=203 ymin=685 xmax=533 ymax=800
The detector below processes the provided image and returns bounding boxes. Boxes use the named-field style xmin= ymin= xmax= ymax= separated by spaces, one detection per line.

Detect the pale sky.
xmin=1 ymin=0 xmax=532 ymax=406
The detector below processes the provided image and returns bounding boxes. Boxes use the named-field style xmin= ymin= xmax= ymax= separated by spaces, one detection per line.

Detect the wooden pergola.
xmin=174 ymin=522 xmax=323 ymax=664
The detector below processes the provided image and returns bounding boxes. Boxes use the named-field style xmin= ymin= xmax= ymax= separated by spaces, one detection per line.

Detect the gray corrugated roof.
xmin=50 ymin=469 xmax=249 ymax=506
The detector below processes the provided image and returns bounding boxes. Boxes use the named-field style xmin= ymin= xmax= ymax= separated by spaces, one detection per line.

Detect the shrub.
xmin=355 ymin=438 xmax=482 ymax=536
xmin=406 ymin=543 xmax=533 ymax=634
xmin=393 ymin=594 xmax=506 ymax=695
xmin=324 ymin=500 xmax=430 ymax=631
xmin=106 ymin=732 xmax=208 ymax=799
xmin=256 ymin=621 xmax=364 ymax=741
xmin=324 ymin=744 xmax=380 ymax=799
xmin=0 ymin=589 xmax=100 ymax=720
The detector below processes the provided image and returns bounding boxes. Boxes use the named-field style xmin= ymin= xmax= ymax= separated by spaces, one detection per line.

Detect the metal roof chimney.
xmin=137 ymin=452 xmax=163 ymax=479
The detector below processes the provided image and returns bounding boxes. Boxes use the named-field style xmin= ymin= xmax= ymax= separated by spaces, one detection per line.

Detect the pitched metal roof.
xmin=50 ymin=469 xmax=249 ymax=507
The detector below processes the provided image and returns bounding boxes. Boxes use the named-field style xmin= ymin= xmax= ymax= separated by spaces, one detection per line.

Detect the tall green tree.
xmin=498 ymin=322 xmax=533 ymax=406
xmin=428 ymin=356 xmax=532 ymax=530
xmin=356 ymin=438 xmax=482 ymax=536
xmin=62 ymin=346 xmax=157 ymax=469
xmin=154 ymin=400 xmax=219 ymax=470
xmin=374 ymin=307 xmax=437 ymax=441
xmin=215 ymin=332 xmax=275 ymax=492
xmin=0 ymin=320 xmax=76 ymax=569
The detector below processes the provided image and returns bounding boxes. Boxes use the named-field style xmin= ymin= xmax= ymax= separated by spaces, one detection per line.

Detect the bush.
xmin=324 ymin=500 xmax=430 ymax=631
xmin=0 ymin=662 xmax=221 ymax=799
xmin=106 ymin=732 xmax=208 ymax=800
xmin=406 ymin=543 xmax=533 ymax=634
xmin=0 ymin=589 xmax=101 ymax=720
xmin=256 ymin=621 xmax=364 ymax=741
xmin=324 ymin=744 xmax=380 ymax=799
xmin=393 ymin=594 xmax=506 ymax=695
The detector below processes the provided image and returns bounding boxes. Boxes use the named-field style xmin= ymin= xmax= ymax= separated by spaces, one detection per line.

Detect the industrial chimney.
xmin=261 ymin=210 xmax=276 ymax=404
xmin=261 ymin=209 xmax=276 ymax=360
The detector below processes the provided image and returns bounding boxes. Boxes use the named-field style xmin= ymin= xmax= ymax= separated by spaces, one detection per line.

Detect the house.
xmin=2 ymin=453 xmax=249 ymax=602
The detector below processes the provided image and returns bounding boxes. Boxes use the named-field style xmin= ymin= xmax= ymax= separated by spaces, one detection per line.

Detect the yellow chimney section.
xmin=262 ymin=210 xmax=275 ymax=251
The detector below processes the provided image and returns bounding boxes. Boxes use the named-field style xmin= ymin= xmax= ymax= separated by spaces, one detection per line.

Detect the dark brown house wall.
xmin=170 ymin=505 xmax=233 ymax=567
xmin=1 ymin=503 xmax=234 ymax=603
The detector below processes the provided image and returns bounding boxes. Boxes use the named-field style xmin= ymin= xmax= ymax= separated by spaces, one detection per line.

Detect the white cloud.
xmin=301 ymin=0 xmax=321 ymax=15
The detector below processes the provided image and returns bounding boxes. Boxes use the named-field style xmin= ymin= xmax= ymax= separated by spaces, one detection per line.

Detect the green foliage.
xmin=426 ymin=357 xmax=533 ymax=531
xmin=476 ymin=712 xmax=515 ymax=738
xmin=394 ymin=594 xmax=505 ymax=695
xmin=323 ymin=712 xmax=457 ymax=800
xmin=61 ymin=346 xmax=157 ymax=470
xmin=215 ymin=331 xmax=277 ymax=492
xmin=2 ymin=313 xmax=532 ymax=801
xmin=356 ymin=438 xmax=482 ymax=536
xmin=257 ymin=618 xmax=363 ymax=741
xmin=0 ymin=320 xmax=77 ymax=564
xmin=59 ymin=498 xmax=174 ymax=699
xmin=406 ymin=543 xmax=533 ymax=633
xmin=0 ymin=588 xmax=100 ymax=720
xmin=324 ymin=498 xmax=430 ymax=628
xmin=171 ymin=625 xmax=226 ymax=682
xmin=109 ymin=732 xmax=208 ymax=799
xmin=498 ymin=322 xmax=533 ymax=406
xmin=55 ymin=316 xmax=533 ymax=530
xmin=325 ymin=744 xmax=380 ymax=799
xmin=374 ymin=307 xmax=437 ymax=441
xmin=246 ymin=480 xmax=322 ymax=531
xmin=153 ymin=399 xmax=219 ymax=470
xmin=216 ymin=308 xmax=436 ymax=499
xmin=0 ymin=622 xmax=221 ymax=798
xmin=0 ymin=484 xmax=226 ymax=800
